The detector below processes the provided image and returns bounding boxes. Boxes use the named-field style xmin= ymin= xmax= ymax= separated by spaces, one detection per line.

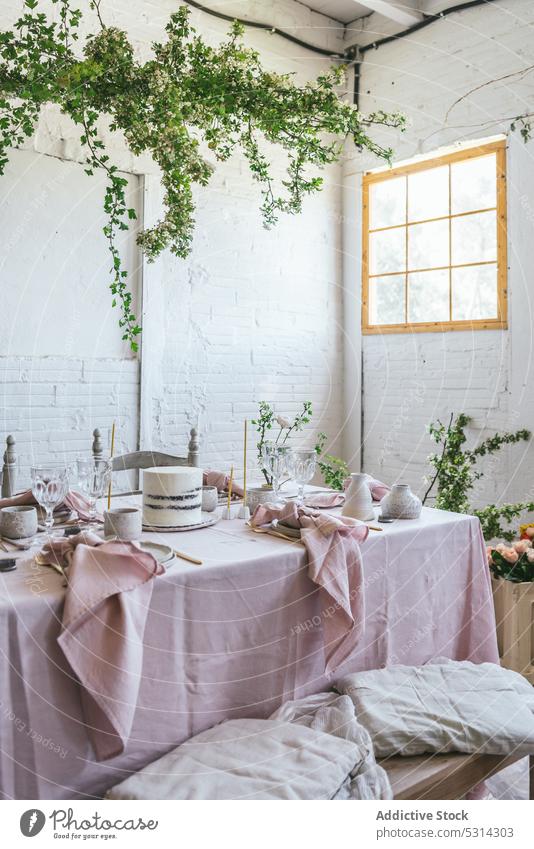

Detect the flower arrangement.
xmin=487 ymin=532 xmax=534 ymax=583
xmin=252 ymin=401 xmax=312 ymax=486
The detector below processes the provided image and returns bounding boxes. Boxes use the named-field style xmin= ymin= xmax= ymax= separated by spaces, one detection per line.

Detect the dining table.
xmin=0 ymin=493 xmax=499 ymax=800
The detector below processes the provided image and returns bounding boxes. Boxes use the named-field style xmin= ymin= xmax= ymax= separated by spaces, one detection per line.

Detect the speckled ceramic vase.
xmin=380 ymin=484 xmax=422 ymax=520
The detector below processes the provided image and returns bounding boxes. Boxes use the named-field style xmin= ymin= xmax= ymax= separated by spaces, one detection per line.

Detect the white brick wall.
xmin=0 ymin=356 xmax=139 ymax=489
xmin=343 ymin=0 xmax=534 ymax=509
xmin=0 ymin=1 xmax=345 ymax=488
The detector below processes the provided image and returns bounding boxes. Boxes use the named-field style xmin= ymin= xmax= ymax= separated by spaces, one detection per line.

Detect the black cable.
xmin=182 ymin=0 xmax=346 ymax=59
xmin=359 ymin=0 xmax=497 ymax=54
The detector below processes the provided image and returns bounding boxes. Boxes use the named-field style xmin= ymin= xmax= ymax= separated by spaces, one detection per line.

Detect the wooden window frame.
xmin=362 ymin=139 xmax=508 ymax=334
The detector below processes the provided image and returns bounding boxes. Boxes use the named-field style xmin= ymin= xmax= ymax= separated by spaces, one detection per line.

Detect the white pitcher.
xmin=342 ymin=473 xmax=375 ymax=521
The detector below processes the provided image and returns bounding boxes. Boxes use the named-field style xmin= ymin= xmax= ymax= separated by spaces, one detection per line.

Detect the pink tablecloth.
xmin=0 ymin=503 xmax=498 ymax=799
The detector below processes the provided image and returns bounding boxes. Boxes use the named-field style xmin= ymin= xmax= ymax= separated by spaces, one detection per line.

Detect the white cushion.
xmin=335 ymin=661 xmax=534 ymax=758
xmin=107 ymin=717 xmax=363 ymax=800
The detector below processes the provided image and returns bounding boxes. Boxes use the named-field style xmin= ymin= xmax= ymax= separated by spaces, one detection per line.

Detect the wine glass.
xmin=31 ymin=466 xmax=69 ymax=533
xmin=76 ymin=458 xmax=112 ymax=521
xmin=261 ymin=444 xmax=291 ymax=505
xmin=287 ymin=449 xmax=317 ymax=505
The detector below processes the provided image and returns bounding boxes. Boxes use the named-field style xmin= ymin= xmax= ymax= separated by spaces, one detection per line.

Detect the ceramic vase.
xmin=342 ymin=473 xmax=375 ymax=521
xmin=380 ymin=484 xmax=422 ymax=519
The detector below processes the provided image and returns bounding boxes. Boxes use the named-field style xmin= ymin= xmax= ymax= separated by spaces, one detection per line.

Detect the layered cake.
xmin=142 ymin=466 xmax=203 ymax=528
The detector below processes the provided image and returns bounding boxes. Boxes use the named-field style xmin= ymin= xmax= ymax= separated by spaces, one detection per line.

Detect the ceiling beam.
xmin=357 ymin=1 xmax=424 ymax=26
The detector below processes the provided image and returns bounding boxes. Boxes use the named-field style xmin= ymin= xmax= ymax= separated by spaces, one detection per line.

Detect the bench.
xmin=379 ymin=752 xmax=534 ymax=800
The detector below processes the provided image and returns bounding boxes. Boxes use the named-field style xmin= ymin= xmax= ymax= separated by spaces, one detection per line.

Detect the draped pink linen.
xmin=251 ymin=502 xmax=368 ymax=672
xmin=57 ymin=540 xmax=163 ymax=761
xmin=0 ymin=489 xmax=97 ymax=522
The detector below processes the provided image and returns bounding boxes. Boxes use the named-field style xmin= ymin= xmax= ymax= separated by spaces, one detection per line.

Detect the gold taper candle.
xmin=243 ymin=419 xmax=247 ymax=507
xmin=107 ymin=421 xmax=116 ymax=510
xmin=227 ymin=465 xmax=234 ymax=512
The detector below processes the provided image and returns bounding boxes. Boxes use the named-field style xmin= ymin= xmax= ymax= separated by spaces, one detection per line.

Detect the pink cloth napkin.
xmin=304 ymin=474 xmax=390 ymax=509
xmin=54 ymin=536 xmax=164 ymax=761
xmin=363 ymin=475 xmax=390 ymax=502
xmin=0 ymin=489 xmax=97 ymax=522
xmin=203 ymin=470 xmax=244 ymax=498
xmin=251 ymin=502 xmax=369 ymax=674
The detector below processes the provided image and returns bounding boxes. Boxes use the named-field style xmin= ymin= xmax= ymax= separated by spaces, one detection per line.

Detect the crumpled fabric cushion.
xmin=107 ymin=694 xmax=392 ymax=800
xmin=335 ymin=660 xmax=534 ymax=758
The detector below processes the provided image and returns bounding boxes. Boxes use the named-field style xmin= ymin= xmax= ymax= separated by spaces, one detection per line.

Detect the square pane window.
xmin=451 ymin=153 xmax=496 ymax=214
xmin=408 ymin=269 xmax=449 ymax=323
xmin=369 ymin=227 xmax=405 ymax=275
xmin=408 ymin=219 xmax=449 ymax=271
xmin=408 ymin=165 xmax=449 ymax=222
xmin=451 ymin=210 xmax=496 ymax=265
xmin=369 ymin=275 xmax=405 ymax=325
xmin=452 ymin=264 xmax=498 ymax=321
xmin=369 ymin=176 xmax=406 ymax=229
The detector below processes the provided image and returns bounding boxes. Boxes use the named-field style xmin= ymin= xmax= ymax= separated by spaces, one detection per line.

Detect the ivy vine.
xmin=0 ymin=0 xmax=404 ymax=349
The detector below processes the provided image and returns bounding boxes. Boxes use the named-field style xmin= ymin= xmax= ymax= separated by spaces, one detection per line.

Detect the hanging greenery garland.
xmin=0 ymin=0 xmax=404 ymax=349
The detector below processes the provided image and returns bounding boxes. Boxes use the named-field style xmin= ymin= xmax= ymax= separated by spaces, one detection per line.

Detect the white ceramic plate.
xmin=142 ymin=511 xmax=220 ymax=533
xmin=138 ymin=541 xmax=174 ymax=564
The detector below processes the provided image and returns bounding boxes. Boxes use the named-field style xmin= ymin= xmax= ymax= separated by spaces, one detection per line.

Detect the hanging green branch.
xmin=0 ymin=1 xmax=405 ymax=349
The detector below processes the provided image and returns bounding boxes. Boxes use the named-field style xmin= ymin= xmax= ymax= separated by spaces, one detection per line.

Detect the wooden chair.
xmin=379 ymin=751 xmax=534 ymax=800
xmin=91 ymin=427 xmax=201 ymax=493
xmin=1 ymin=435 xmax=17 ymax=498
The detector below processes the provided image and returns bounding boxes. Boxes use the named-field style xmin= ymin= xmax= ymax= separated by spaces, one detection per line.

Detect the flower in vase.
xmin=514 ymin=540 xmax=532 ymax=554
xmin=502 ymin=548 xmax=519 ymax=563
xmin=276 ymin=415 xmax=291 ymax=429
xmin=527 ymin=549 xmax=534 ymax=563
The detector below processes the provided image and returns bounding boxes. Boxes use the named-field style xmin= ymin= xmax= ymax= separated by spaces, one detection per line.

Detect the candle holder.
xmin=237 ymin=503 xmax=250 ymax=520
xmin=222 ymin=506 xmax=234 ymax=520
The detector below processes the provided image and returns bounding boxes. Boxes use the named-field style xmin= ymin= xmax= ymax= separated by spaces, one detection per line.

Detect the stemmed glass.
xmin=287 ymin=449 xmax=317 ymax=505
xmin=76 ymin=458 xmax=112 ymax=521
xmin=261 ymin=444 xmax=291 ymax=505
xmin=31 ymin=466 xmax=69 ymax=533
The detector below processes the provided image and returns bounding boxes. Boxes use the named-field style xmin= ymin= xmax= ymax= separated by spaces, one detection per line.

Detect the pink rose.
xmin=528 ymin=550 xmax=534 ymax=563
xmin=514 ymin=540 xmax=532 ymax=554
xmin=496 ymin=543 xmax=507 ymax=553
xmin=502 ymin=549 xmax=519 ymax=563
xmin=526 ymin=527 xmax=534 ymax=539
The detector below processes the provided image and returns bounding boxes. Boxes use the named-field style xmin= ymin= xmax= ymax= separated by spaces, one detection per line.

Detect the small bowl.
xmin=0 ymin=505 xmax=38 ymax=540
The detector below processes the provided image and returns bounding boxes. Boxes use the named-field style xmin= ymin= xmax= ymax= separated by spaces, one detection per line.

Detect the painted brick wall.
xmin=0 ymin=1 xmax=346 ymax=488
xmin=343 ymin=0 xmax=534 ymax=509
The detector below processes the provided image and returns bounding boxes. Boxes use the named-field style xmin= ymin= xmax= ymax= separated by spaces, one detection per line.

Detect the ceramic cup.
xmin=201 ymin=486 xmax=218 ymax=513
xmin=104 ymin=507 xmax=142 ymax=541
xmin=0 ymin=505 xmax=38 ymax=540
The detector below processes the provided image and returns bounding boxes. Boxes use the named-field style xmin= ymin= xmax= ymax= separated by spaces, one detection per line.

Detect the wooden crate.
xmin=492 ymin=577 xmax=534 ymax=683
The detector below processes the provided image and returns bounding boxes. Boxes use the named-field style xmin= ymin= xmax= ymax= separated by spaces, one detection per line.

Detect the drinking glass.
xmin=31 ymin=466 xmax=69 ymax=532
xmin=287 ymin=449 xmax=317 ymax=505
xmin=76 ymin=458 xmax=112 ymax=520
xmin=261 ymin=444 xmax=291 ymax=505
